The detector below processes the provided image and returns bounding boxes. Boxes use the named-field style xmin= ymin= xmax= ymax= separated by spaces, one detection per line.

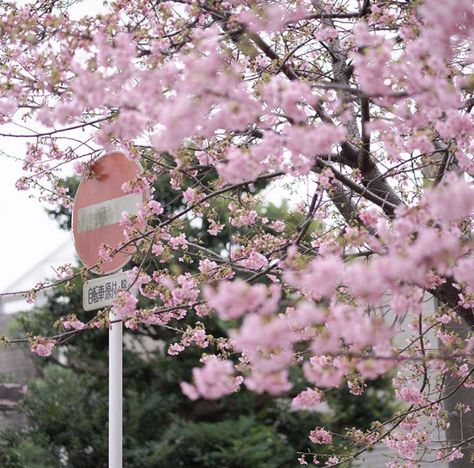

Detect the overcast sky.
xmin=0 ymin=142 xmax=73 ymax=293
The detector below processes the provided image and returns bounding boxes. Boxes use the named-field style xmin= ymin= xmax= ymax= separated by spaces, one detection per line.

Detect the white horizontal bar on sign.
xmin=77 ymin=193 xmax=142 ymax=233
xmin=83 ymin=271 xmax=133 ymax=312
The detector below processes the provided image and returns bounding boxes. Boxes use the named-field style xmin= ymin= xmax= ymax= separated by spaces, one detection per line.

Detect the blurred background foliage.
xmin=0 ymin=172 xmax=397 ymax=467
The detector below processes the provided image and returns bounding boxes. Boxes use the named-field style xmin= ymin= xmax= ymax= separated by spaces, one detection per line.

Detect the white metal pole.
xmin=109 ymin=309 xmax=123 ymax=468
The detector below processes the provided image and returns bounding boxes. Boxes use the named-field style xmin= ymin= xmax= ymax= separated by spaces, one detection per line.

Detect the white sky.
xmin=0 ymin=142 xmax=73 ymax=292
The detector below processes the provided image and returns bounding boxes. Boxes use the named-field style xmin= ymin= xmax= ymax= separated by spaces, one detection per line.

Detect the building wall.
xmin=0 ymin=315 xmax=38 ymax=432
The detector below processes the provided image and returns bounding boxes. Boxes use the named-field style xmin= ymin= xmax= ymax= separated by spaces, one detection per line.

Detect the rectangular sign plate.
xmin=83 ymin=271 xmax=133 ymax=311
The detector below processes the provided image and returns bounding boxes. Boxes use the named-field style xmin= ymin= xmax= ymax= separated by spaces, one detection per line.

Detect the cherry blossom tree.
xmin=0 ymin=0 xmax=473 ymax=466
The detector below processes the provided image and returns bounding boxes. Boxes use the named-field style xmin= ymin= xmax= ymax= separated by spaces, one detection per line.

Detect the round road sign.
xmin=72 ymin=151 xmax=146 ymax=275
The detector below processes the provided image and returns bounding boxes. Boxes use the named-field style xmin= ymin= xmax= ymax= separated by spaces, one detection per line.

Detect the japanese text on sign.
xmin=82 ymin=271 xmax=132 ymax=312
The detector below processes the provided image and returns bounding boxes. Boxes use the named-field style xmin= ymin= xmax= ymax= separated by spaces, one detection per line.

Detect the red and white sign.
xmin=72 ymin=151 xmax=146 ymax=275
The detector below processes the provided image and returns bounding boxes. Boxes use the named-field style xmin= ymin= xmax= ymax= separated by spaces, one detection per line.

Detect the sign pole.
xmin=109 ymin=309 xmax=122 ymax=468
xmin=72 ymin=152 xmax=146 ymax=468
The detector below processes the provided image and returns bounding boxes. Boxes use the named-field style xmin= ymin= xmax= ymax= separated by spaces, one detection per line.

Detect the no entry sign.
xmin=72 ymin=151 xmax=146 ymax=275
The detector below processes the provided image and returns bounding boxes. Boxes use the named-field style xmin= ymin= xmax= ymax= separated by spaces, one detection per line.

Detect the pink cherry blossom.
xmin=291 ymin=388 xmax=323 ymax=411
xmin=30 ymin=338 xmax=55 ymax=357
xmin=385 ymin=431 xmax=428 ymax=460
xmin=426 ymin=176 xmax=474 ymax=222
xmin=62 ymin=319 xmax=86 ymax=331
xmin=238 ymin=251 xmax=268 ymax=271
xmin=183 ymin=187 xmax=196 ymax=204
xmin=204 ymin=280 xmax=273 ymax=319
xmin=207 ymin=220 xmax=224 ymax=236
xmin=148 ymin=200 xmax=164 ymax=216
xmin=168 ymin=343 xmax=185 ymax=356
xmin=112 ymin=291 xmax=138 ymax=319
xmin=168 ymin=233 xmax=188 ymax=250
xmin=181 ymin=356 xmax=243 ymax=400
xmin=309 ymin=427 xmax=332 ymax=445
xmin=304 ymin=356 xmax=349 ymax=388
xmin=284 ymin=256 xmax=344 ymax=299
xmin=398 ymin=387 xmax=426 ymax=406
